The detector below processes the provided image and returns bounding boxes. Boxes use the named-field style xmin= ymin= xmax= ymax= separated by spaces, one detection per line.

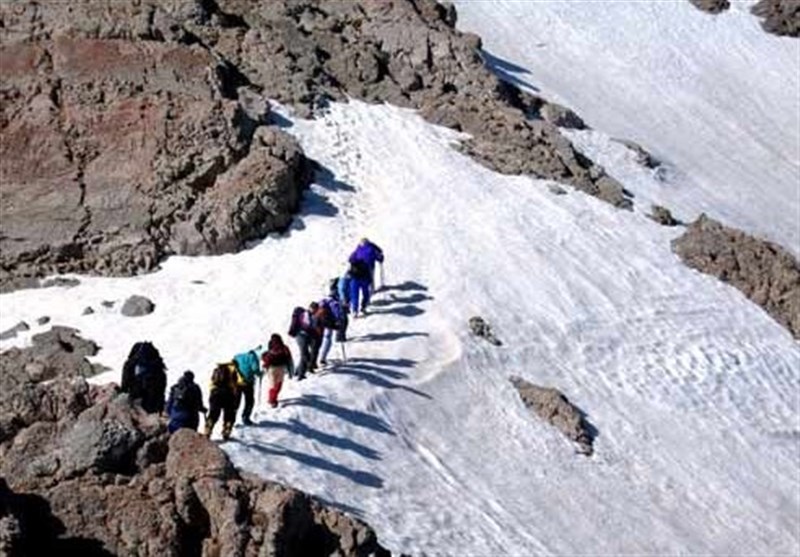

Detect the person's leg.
xmin=269 ymin=367 xmax=285 ymax=407
xmin=205 ymin=398 xmax=222 ymax=436
xmin=295 ymin=335 xmax=309 ymax=379
xmin=242 ymin=383 xmax=255 ymax=424
xmin=319 ymin=328 xmax=333 ymax=364
xmin=350 ymin=279 xmax=361 ymax=315
xmin=309 ymin=335 xmax=321 ymax=372
xmin=359 ymin=278 xmax=371 ymax=312
xmin=222 ymin=393 xmax=236 ymax=439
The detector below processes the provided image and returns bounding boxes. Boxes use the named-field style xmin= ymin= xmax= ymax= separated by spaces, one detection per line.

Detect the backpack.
xmin=320 ymin=298 xmax=343 ymax=329
xmin=211 ymin=365 xmax=228 ymax=388
xmin=328 ymin=277 xmax=340 ymax=299
xmin=349 ymin=260 xmax=370 ymax=280
xmin=288 ymin=306 xmax=306 ymax=337
xmin=171 ymin=381 xmax=190 ymax=411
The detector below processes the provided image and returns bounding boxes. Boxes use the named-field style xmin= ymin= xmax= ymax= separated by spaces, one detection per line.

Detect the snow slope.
xmin=453 ymin=0 xmax=800 ymax=255
xmin=1 ymin=99 xmax=798 ymax=555
xmin=2 ymin=2 xmax=800 ymax=554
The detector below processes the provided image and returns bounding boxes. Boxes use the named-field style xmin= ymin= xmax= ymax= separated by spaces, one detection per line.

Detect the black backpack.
xmin=288 ymin=306 xmax=305 ymax=337
xmin=171 ymin=381 xmax=190 ymax=411
xmin=350 ymin=260 xmax=370 ymax=280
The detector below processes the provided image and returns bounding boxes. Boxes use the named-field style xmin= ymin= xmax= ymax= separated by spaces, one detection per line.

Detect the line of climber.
xmin=118 ymin=237 xmax=384 ymax=441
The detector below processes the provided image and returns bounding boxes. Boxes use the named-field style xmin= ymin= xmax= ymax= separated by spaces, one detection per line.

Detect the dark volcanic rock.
xmin=649 ymin=205 xmax=682 ymax=227
xmin=688 ymin=0 xmax=731 ymax=14
xmin=672 ymin=214 xmax=800 ymax=338
xmin=0 ymin=2 xmax=312 ymax=291
xmin=468 ymin=316 xmax=502 ymax=346
xmin=510 ymin=376 xmax=595 ymax=456
xmin=120 ymin=295 xmax=155 ymax=317
xmin=0 ymin=333 xmax=390 ymax=556
xmin=751 ymin=0 xmax=800 ymax=37
xmin=0 ymin=321 xmax=29 ymax=341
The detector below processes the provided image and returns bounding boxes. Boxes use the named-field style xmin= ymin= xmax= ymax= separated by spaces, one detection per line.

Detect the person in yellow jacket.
xmin=204 ymin=362 xmax=239 ymax=441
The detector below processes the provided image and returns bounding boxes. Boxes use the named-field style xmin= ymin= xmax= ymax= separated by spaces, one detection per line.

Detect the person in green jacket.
xmin=233 ymin=347 xmax=263 ymax=426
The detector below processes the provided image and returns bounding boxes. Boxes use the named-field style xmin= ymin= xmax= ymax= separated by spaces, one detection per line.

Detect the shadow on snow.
xmin=254 ymin=417 xmax=381 ymax=460
xmin=242 ymin=441 xmax=384 ymax=489
xmin=282 ymin=394 xmax=395 ymax=436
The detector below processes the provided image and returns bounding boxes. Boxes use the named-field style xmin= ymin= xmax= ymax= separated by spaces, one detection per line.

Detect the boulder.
xmin=649 ymin=205 xmax=681 ymax=227
xmin=510 ymin=376 xmax=595 ymax=456
xmin=120 ymin=295 xmax=155 ymax=317
xmin=751 ymin=0 xmax=799 ymax=37
xmin=0 ymin=321 xmax=29 ymax=341
xmin=672 ymin=214 xmax=800 ymax=338
xmin=468 ymin=316 xmax=502 ymax=346
xmin=688 ymin=0 xmax=731 ymax=14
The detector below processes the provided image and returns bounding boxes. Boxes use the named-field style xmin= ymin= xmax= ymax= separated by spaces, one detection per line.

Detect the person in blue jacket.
xmin=348 ymin=238 xmax=384 ymax=316
xmin=166 ymin=371 xmax=206 ymax=433
xmin=233 ymin=348 xmax=263 ymax=425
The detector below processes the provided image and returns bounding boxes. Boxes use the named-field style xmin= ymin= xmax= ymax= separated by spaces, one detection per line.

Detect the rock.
xmin=688 ymin=0 xmax=731 ymax=14
xmin=0 ymin=321 xmax=29 ymax=341
xmin=100 ymin=301 xmax=115 ymax=308
xmin=82 ymin=307 xmax=94 ymax=315
xmin=751 ymin=0 xmax=799 ymax=37
xmin=468 ymin=316 xmax=502 ymax=346
xmin=672 ymin=214 xmax=800 ymax=338
xmin=548 ymin=184 xmax=568 ymax=195
xmin=166 ymin=429 xmax=236 ymax=482
xmin=36 ymin=316 xmax=50 ymax=326
xmin=510 ymin=376 xmax=596 ymax=456
xmin=121 ymin=295 xmax=155 ymax=317
xmin=612 ymin=138 xmax=661 ymax=169
xmin=41 ymin=277 xmax=81 ymax=289
xmin=649 ymin=205 xmax=682 ymax=227
xmin=540 ymin=102 xmax=588 ymax=130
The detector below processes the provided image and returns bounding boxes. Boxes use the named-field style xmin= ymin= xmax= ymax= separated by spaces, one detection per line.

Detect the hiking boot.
xmin=242 ymin=417 xmax=253 ymax=426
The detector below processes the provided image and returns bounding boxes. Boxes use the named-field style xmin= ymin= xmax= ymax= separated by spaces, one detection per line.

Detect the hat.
xmin=182 ymin=370 xmax=194 ymax=381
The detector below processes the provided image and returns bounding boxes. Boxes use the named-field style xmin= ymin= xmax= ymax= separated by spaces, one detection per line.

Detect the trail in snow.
xmin=2 ymin=99 xmax=797 ymax=555
xmin=453 ymin=0 xmax=800 ymax=255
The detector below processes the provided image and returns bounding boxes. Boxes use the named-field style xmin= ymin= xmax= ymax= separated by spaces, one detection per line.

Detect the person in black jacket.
xmin=120 ymin=341 xmax=168 ymax=414
xmin=166 ymin=371 xmax=206 ymax=433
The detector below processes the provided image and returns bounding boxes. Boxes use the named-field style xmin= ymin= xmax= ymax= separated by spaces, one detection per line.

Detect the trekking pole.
xmin=379 ymin=262 xmax=385 ymax=292
xmin=257 ymin=376 xmax=263 ymax=412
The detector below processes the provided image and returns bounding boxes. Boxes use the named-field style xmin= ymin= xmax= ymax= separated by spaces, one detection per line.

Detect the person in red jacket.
xmin=261 ymin=334 xmax=294 ymax=408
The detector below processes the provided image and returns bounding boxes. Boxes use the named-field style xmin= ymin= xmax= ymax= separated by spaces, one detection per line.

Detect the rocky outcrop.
xmin=672 ymin=214 xmax=800 ymax=338
xmin=751 ymin=0 xmax=800 ymax=37
xmin=0 ymin=2 xmax=313 ymax=291
xmin=185 ymin=0 xmax=632 ymax=208
xmin=688 ymin=0 xmax=730 ymax=14
xmin=0 ymin=330 xmax=390 ymax=556
xmin=510 ymin=377 xmax=595 ymax=456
